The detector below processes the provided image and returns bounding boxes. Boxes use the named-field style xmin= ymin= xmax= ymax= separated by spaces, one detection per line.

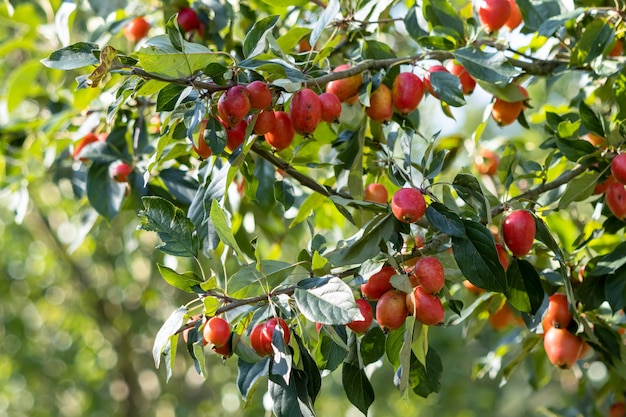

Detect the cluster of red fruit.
xmin=600 ymin=152 xmax=626 ymax=220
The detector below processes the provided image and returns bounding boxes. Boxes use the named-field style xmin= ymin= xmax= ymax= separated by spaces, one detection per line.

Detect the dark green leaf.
xmin=505 ymin=258 xmax=544 ymax=314
xmin=534 ymin=214 xmax=564 ymax=263
xmin=157 ymin=84 xmax=187 ymax=112
xmin=41 ymin=42 xmax=99 ymax=70
xmin=315 ymin=326 xmax=348 ymax=371
xmin=613 ymin=70 xmax=626 ymax=122
xmin=409 ymin=348 xmax=443 ymax=398
xmin=140 ymin=196 xmax=199 ymax=257
xmin=428 ymin=71 xmax=466 ymax=107
xmin=255 ymin=158 xmax=276 ymax=209
xmin=453 ymin=47 xmax=521 ymax=84
xmin=237 ymin=59 xmax=307 ymax=82
xmin=152 ymin=306 xmax=187 ymax=368
xmin=425 ymin=149 xmax=447 ymax=180
xmin=343 ymin=333 xmax=374 ymax=415
xmin=294 ymin=277 xmax=362 ymax=325
xmin=86 ymin=162 xmax=126 ymax=220
xmin=157 ymin=264 xmax=203 ymax=293
xmin=590 ymin=242 xmax=626 ymax=276
xmin=295 ymin=334 xmax=322 ymax=404
xmin=605 ymin=266 xmax=626 ymax=312
xmin=360 ymin=326 xmax=386 ymax=366
xmin=269 ymin=368 xmax=316 ymax=417
xmin=274 ymin=180 xmax=295 ymax=210
xmin=571 ymin=20 xmax=613 ymax=66
xmin=452 ymin=173 xmax=487 ymax=216
xmin=516 ymin=0 xmax=561 ymax=31
xmin=425 ymin=203 xmax=466 ymax=238
xmin=364 ymin=40 xmax=396 ymax=60
xmin=243 ymin=15 xmax=280 ymax=58
xmin=422 ymin=0 xmax=465 ymax=39
xmin=237 ymin=358 xmax=269 ymax=401
xmin=555 ymin=137 xmax=597 ymax=162
xmin=166 ymin=14 xmax=184 ymax=51
xmin=577 ymin=273 xmax=606 ymax=311
xmin=558 ymin=171 xmax=599 ymax=209
xmin=404 ymin=5 xmax=428 ymax=41
xmin=537 ymin=9 xmax=584 ymax=37
xmin=579 ymin=101 xmax=605 ymax=137
xmin=188 ymin=162 xmax=227 ymax=250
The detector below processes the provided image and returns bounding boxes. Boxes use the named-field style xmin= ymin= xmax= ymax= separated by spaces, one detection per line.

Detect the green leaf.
xmin=614 ymin=70 xmax=626 ymax=121
xmin=516 ymin=0 xmax=561 ymax=31
xmin=237 ymin=58 xmax=307 ymax=82
xmin=409 ymin=348 xmax=443 ymax=398
xmin=152 ymin=306 xmax=187 ymax=368
xmin=269 ymin=368 xmax=316 ymax=417
xmin=229 ymin=261 xmax=298 ymax=296
xmin=157 ymin=84 xmax=188 ymax=112
xmin=425 ymin=203 xmax=466 ymax=238
xmin=453 ymin=47 xmax=521 ymax=85
xmin=140 ymin=196 xmax=199 ymax=257
xmin=166 ymin=14 xmax=185 ymax=51
xmin=315 ymin=325 xmax=349 ymax=371
xmin=276 ymin=27 xmax=311 ymax=52
xmin=360 ymin=326 xmax=386 ymax=366
xmin=385 ymin=324 xmax=407 ymax=368
xmin=571 ymin=20 xmax=613 ymax=66
xmin=579 ymin=100 xmax=605 ymax=137
xmin=428 ymin=71 xmax=465 ymax=107
xmin=364 ymin=40 xmax=396 ymax=60
xmin=157 ymin=264 xmax=203 ymax=293
xmin=537 ymin=9 xmax=583 ymax=37
xmin=558 ymin=171 xmax=600 ymax=209
xmin=41 ymin=42 xmax=99 ymax=70
xmin=295 ymin=334 xmax=322 ymax=403
xmin=309 ymin=0 xmax=340 ymax=48
xmin=605 ymin=265 xmax=626 ymax=312
xmin=577 ymin=273 xmax=606 ymax=311
xmin=294 ymin=277 xmax=362 ymax=325
xmin=237 ymin=359 xmax=270 ymax=401
xmin=452 ymin=173 xmax=488 ymax=216
xmin=534 ymin=215 xmax=564 ymax=263
xmin=422 ymin=0 xmax=465 ymax=39
xmin=404 ymin=5 xmax=428 ymax=41
xmin=209 ymin=199 xmax=245 ymax=261
xmin=590 ymin=242 xmax=626 ymax=276
xmin=243 ymin=15 xmax=280 ymax=58
xmin=136 ymin=35 xmax=219 ymax=78
xmin=505 ymin=258 xmax=544 ymax=314
xmin=86 ymin=162 xmax=126 ymax=220
xmin=274 ymin=180 xmax=295 ymax=210
xmin=343 ymin=333 xmax=375 ymax=415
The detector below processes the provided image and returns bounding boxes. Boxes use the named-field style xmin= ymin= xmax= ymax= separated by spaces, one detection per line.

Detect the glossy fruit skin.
xmin=218 ymin=86 xmax=251 ymax=127
xmin=361 ymin=266 xmax=395 ymax=300
xmin=202 ymin=317 xmax=231 ymax=347
xmin=220 ymin=119 xmax=247 ymax=151
xmin=261 ymin=318 xmax=291 ymax=353
xmin=407 ymin=286 xmax=444 ymax=326
xmin=265 ymin=111 xmax=295 ymax=150
xmin=502 ymin=210 xmax=536 ymax=257
xmin=124 ymin=16 xmax=150 ymax=43
xmin=445 ymin=61 xmax=476 ymax=95
xmin=347 ymin=299 xmax=374 ymax=334
xmin=605 ymin=182 xmax=626 ymax=220
xmin=478 ymin=0 xmax=511 ymax=33
xmin=73 ymin=132 xmax=101 ymax=161
xmin=177 ymin=7 xmax=201 ymax=33
xmin=364 ymin=183 xmax=388 ymax=204
xmin=611 ymin=153 xmax=626 ymax=184
xmin=246 ymin=81 xmax=272 ymax=110
xmin=365 ymin=83 xmax=393 ymax=123
xmin=496 ymin=243 xmax=510 ymax=271
xmin=474 ymin=148 xmax=499 ymax=175
xmin=608 ymin=401 xmax=626 ymax=417
xmin=290 ymin=88 xmax=322 ymax=135
xmin=423 ymin=65 xmax=449 ymax=98
xmin=409 ymin=256 xmax=444 ymax=294
xmin=391 ymin=188 xmax=427 ymax=223
xmin=505 ymin=0 xmax=523 ymax=30
xmin=543 ymin=327 xmax=583 ymax=369
xmin=252 ymin=109 xmax=276 ymax=135
xmin=318 ymin=92 xmax=342 ymax=123
xmin=325 ymin=64 xmax=362 ymax=102
xmin=192 ymin=119 xmax=212 ymax=159
xmin=491 ymin=85 xmax=527 ymax=126
xmin=392 ymin=72 xmax=424 ymax=114
xmin=376 ymin=290 xmax=409 ymax=331
xmin=250 ymin=322 xmax=270 ymax=356
xmin=541 ymin=293 xmax=572 ymax=331
xmin=111 ymin=161 xmax=133 ymax=183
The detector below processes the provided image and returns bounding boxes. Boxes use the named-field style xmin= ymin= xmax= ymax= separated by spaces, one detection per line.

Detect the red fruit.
xmin=505 ymin=0 xmax=523 ymax=30
xmin=220 ymin=119 xmax=247 ymax=151
xmin=407 ymin=286 xmax=444 ymax=326
xmin=250 ymin=323 xmax=270 ymax=356
xmin=496 ymin=243 xmax=510 ymax=271
xmin=365 ymin=83 xmax=393 ymax=122
xmin=318 ymin=92 xmax=342 ymax=123
xmin=595 ymin=175 xmax=617 ymax=195
xmin=583 ymin=132 xmax=605 ymax=147
xmin=111 ymin=161 xmax=133 ymax=183
xmin=202 ymin=317 xmax=231 ymax=347
xmin=376 ymin=290 xmax=409 ymax=331
xmin=364 ymin=183 xmax=388 ymax=204
xmin=489 ymin=304 xmax=516 ymax=330
xmin=252 ymin=109 xmax=276 ymax=135
xmin=73 ymin=132 xmax=101 ymax=161
xmin=361 ymin=266 xmax=395 ymax=300
xmin=218 ymin=86 xmax=251 ymax=127
xmin=246 ymin=81 xmax=273 ymax=110
xmin=478 ymin=0 xmax=512 ymax=33
xmin=463 ymin=280 xmax=486 ymax=294
xmin=474 ymin=148 xmax=499 ymax=175
xmin=491 ymin=85 xmax=528 ymax=126
xmin=289 ymin=88 xmax=322 ymax=135
xmin=347 ymin=299 xmax=374 ymax=334
xmin=391 ymin=188 xmax=427 ymax=223
xmin=392 ymin=72 xmax=424 ymax=114
xmin=606 ymin=182 xmax=626 ymax=220
xmin=502 ymin=210 xmax=536 ymax=257
xmin=611 ymin=153 xmax=626 ymax=184
xmin=182 ymin=315 xmax=205 ymax=345
xmin=541 ymin=293 xmax=572 ymax=332
xmin=609 ymin=40 xmax=624 ymax=57
xmin=445 ymin=61 xmax=476 ymax=95
xmin=192 ymin=119 xmax=212 ymax=159
xmin=124 ymin=16 xmax=150 ymax=43
xmin=423 ymin=65 xmax=450 ymax=98
xmin=177 ymin=7 xmax=201 ymax=32
xmin=543 ymin=327 xmax=584 ymax=369
xmin=261 ymin=318 xmax=291 ymax=353
xmin=325 ymin=64 xmax=362 ymax=102
xmin=609 ymin=401 xmax=626 ymax=417
xmin=315 ymin=322 xmax=322 ymax=333
xmin=212 ymin=343 xmax=230 ymax=357
xmin=409 ymin=256 xmax=445 ymax=294
xmin=265 ymin=111 xmax=295 ymax=150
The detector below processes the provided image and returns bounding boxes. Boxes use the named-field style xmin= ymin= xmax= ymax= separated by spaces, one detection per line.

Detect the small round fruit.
xmin=347 ymin=299 xmax=374 ymax=334
xmin=177 ymin=7 xmax=201 ymax=32
xmin=407 ymin=286 xmax=445 ymax=326
xmin=252 ymin=109 xmax=276 ymax=135
xmin=250 ymin=322 xmax=270 ymax=356
xmin=202 ymin=316 xmax=231 ymax=347
xmin=478 ymin=0 xmax=512 ymax=33
xmin=409 ymin=256 xmax=444 ymax=294
xmin=543 ymin=326 xmax=583 ymax=369
xmin=290 ymin=88 xmax=322 ymax=135
xmin=496 ymin=243 xmax=510 ymax=271
xmin=212 ymin=343 xmax=231 ymax=357
xmin=541 ymin=293 xmax=572 ymax=331
xmin=474 ymin=148 xmax=500 ymax=176
xmin=265 ymin=111 xmax=295 ymax=150
xmin=611 ymin=153 xmax=626 ymax=185
xmin=261 ymin=317 xmax=291 ymax=353
xmin=221 ymin=119 xmax=248 ymax=151
xmin=73 ymin=132 xmax=100 ymax=161
xmin=364 ymin=183 xmax=388 ymax=204
xmin=218 ymin=86 xmax=251 ymax=127
xmin=423 ymin=65 xmax=450 ymax=98
xmin=365 ymin=83 xmax=393 ymax=123
xmin=246 ymin=81 xmax=273 ymax=110
xmin=318 ymin=92 xmax=342 ymax=123
xmin=445 ymin=61 xmax=476 ymax=95
xmin=361 ymin=266 xmax=395 ymax=300
xmin=376 ymin=290 xmax=409 ymax=332
xmin=505 ymin=0 xmax=523 ymax=30
xmin=489 ymin=303 xmax=516 ymax=330
xmin=391 ymin=188 xmax=427 ymax=223
xmin=606 ymin=182 xmax=626 ymax=220
xmin=111 ymin=161 xmax=133 ymax=183
xmin=392 ymin=72 xmax=424 ymax=114
xmin=124 ymin=16 xmax=151 ymax=43
xmin=491 ymin=85 xmax=528 ymax=126
xmin=502 ymin=210 xmax=536 ymax=257
xmin=325 ymin=64 xmax=362 ymax=102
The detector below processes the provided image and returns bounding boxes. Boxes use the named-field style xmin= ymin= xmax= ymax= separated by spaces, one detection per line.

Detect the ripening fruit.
xmin=491 ymin=85 xmax=528 ymax=126
xmin=504 ymin=0 xmax=523 ymax=30
xmin=463 ymin=280 xmax=486 ymax=294
xmin=478 ymin=0 xmax=511 ymax=33
xmin=325 ymin=64 xmax=362 ymax=102
xmin=252 ymin=109 xmax=276 ymax=135
xmin=502 ymin=210 xmax=535 ymax=257
xmin=177 ymin=7 xmax=202 ymax=33
xmin=111 ymin=161 xmax=133 ymax=183
xmin=124 ymin=16 xmax=151 ymax=43
xmin=246 ymin=81 xmax=273 ymax=110
xmin=408 ymin=256 xmax=445 ymax=294
xmin=347 ymin=299 xmax=374 ymax=334
xmin=361 ymin=266 xmax=395 ymax=300
xmin=364 ymin=183 xmax=388 ymax=204
xmin=488 ymin=303 xmax=516 ymax=330
xmin=261 ymin=318 xmax=291 ymax=353
xmin=605 ymin=182 xmax=626 ymax=220
xmin=609 ymin=40 xmax=624 ymax=57
xmin=423 ymin=65 xmax=450 ymax=98
xmin=496 ymin=243 xmax=510 ymax=271
xmin=542 ymin=293 xmax=572 ymax=331
xmin=192 ymin=119 xmax=212 ymax=159
xmin=318 ymin=92 xmax=342 ymax=123
xmin=212 ymin=343 xmax=230 ymax=357
xmin=611 ymin=153 xmax=626 ymax=185
xmin=594 ymin=175 xmax=616 ymax=195
xmin=250 ymin=322 xmax=270 ymax=356
xmin=543 ymin=327 xmax=584 ymax=369
xmin=445 ymin=60 xmax=476 ymax=95
xmin=474 ymin=148 xmax=499 ymax=176
xmin=582 ymin=132 xmax=605 ymax=147
xmin=265 ymin=111 xmax=295 ymax=150
xmin=221 ymin=119 xmax=247 ymax=151
xmin=392 ymin=72 xmax=424 ymax=114
xmin=376 ymin=290 xmax=409 ymax=332
xmin=182 ymin=315 xmax=205 ymax=345
xmin=73 ymin=132 xmax=101 ymax=161
xmin=290 ymin=88 xmax=322 ymax=135
xmin=365 ymin=83 xmax=393 ymax=122
xmin=391 ymin=188 xmax=427 ymax=223
xmin=608 ymin=401 xmax=626 ymax=417
xmin=406 ymin=286 xmax=445 ymax=326
xmin=218 ymin=86 xmax=251 ymax=127
xmin=202 ymin=317 xmax=231 ymax=347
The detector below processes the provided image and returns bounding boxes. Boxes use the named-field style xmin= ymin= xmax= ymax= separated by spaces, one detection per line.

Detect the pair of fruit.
xmin=478 ymin=0 xmax=523 ymax=33
xmin=423 ymin=61 xmax=477 ymax=98
xmin=182 ymin=315 xmax=232 ymax=357
xmin=250 ymin=317 xmax=291 ymax=356
xmin=605 ymin=153 xmax=626 ymax=220
xmin=365 ymin=72 xmax=424 ymax=122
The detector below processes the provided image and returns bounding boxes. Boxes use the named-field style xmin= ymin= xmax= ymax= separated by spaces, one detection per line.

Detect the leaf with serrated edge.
xmin=140 ymin=196 xmax=199 ymax=257
xmin=295 ymin=277 xmax=363 ymax=325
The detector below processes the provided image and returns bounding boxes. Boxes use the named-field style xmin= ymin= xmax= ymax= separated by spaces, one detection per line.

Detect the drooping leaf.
xmin=243 ymin=15 xmax=280 ymax=58
xmin=157 ymin=264 xmax=203 ymax=293
xmin=505 ymin=258 xmax=544 ymax=314
xmin=295 ymin=334 xmax=322 ymax=404
xmin=86 ymin=162 xmax=126 ymax=220
xmin=41 ymin=42 xmax=99 ymax=70
xmin=210 ymin=200 xmax=245 ymax=261
xmin=605 ymin=265 xmax=626 ymax=312
xmin=315 ymin=325 xmax=349 ymax=371
xmin=409 ymin=348 xmax=443 ymax=398
xmin=237 ymin=358 xmax=270 ymax=401
xmin=269 ymin=367 xmax=316 ymax=417
xmin=342 ymin=333 xmax=374 ymax=415
xmin=153 ymin=306 xmax=187 ymax=368
xmin=294 ymin=277 xmax=363 ymax=325
xmin=425 ymin=203 xmax=466 ymax=238
xmin=452 ymin=173 xmax=488 ymax=216
xmin=309 ymin=0 xmax=340 ymax=47
xmin=360 ymin=326 xmax=386 ymax=366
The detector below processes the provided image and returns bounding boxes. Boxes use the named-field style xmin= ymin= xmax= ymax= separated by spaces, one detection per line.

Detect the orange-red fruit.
xmin=177 ymin=7 xmax=201 ymax=32
xmin=364 ymin=183 xmax=388 ymax=204
xmin=606 ymin=182 xmax=626 ymax=220
xmin=318 ymin=92 xmax=342 ymax=123
xmin=496 ymin=243 xmax=510 ymax=271
xmin=491 ymin=85 xmax=528 ymax=126
xmin=252 ymin=109 xmax=276 ymax=135
xmin=505 ymin=0 xmax=523 ymax=30
xmin=212 ymin=343 xmax=230 ymax=357
xmin=489 ymin=304 xmax=516 ymax=330
xmin=376 ymin=290 xmax=409 ymax=331
xmin=347 ymin=299 xmax=374 ymax=334
xmin=361 ymin=266 xmax=395 ymax=300
xmin=542 ymin=293 xmax=572 ymax=331
xmin=583 ymin=132 xmax=605 ymax=147
xmin=611 ymin=153 xmax=626 ymax=185
xmin=192 ymin=119 xmax=212 ymax=159
xmin=409 ymin=256 xmax=445 ymax=293
xmin=543 ymin=326 xmax=583 ymax=369
xmin=290 ymin=88 xmax=322 ymax=135
xmin=609 ymin=40 xmax=624 ymax=57
xmin=73 ymin=132 xmax=101 ymax=161
xmin=594 ymin=175 xmax=616 ymax=195
xmin=463 ymin=280 xmax=486 ymax=294
xmin=261 ymin=318 xmax=291 ymax=353
xmin=502 ymin=210 xmax=536 ymax=257
xmin=407 ymin=286 xmax=445 ymax=326
xmin=391 ymin=188 xmax=427 ymax=223
xmin=392 ymin=72 xmax=424 ymax=114
xmin=218 ymin=86 xmax=251 ymax=127
xmin=478 ymin=0 xmax=512 ymax=33
xmin=220 ymin=119 xmax=247 ymax=151
xmin=365 ymin=83 xmax=393 ymax=122
xmin=445 ymin=61 xmax=476 ymax=95
xmin=124 ymin=16 xmax=151 ymax=43
xmin=111 ymin=161 xmax=133 ymax=183
xmin=202 ymin=317 xmax=231 ymax=347
xmin=325 ymin=64 xmax=362 ymax=102
xmin=474 ymin=148 xmax=499 ymax=176
xmin=424 ymin=65 xmax=450 ymax=98
xmin=609 ymin=401 xmax=626 ymax=417
xmin=265 ymin=111 xmax=295 ymax=150
xmin=250 ymin=323 xmax=270 ymax=356
xmin=246 ymin=81 xmax=273 ymax=110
